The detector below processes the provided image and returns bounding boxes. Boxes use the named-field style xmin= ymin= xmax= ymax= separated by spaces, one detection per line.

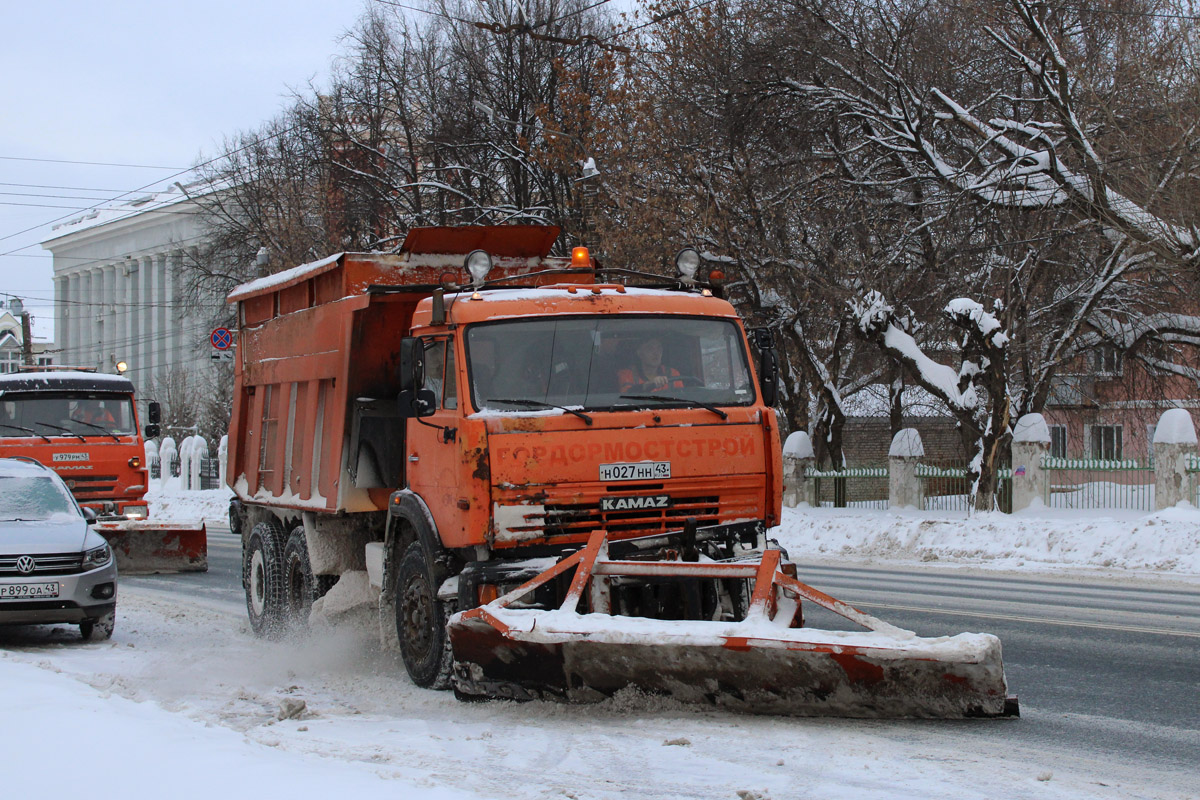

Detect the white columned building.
xmin=40 ymin=186 xmax=223 ymax=419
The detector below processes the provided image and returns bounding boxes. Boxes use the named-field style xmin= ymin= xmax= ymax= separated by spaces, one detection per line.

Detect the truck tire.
xmin=282 ymin=527 xmax=316 ymax=628
xmin=244 ymin=520 xmax=286 ymax=638
xmin=395 ymin=541 xmax=453 ymax=689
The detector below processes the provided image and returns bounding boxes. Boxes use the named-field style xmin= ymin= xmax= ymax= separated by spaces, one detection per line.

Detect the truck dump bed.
xmin=226 ymin=226 xmax=580 ymax=513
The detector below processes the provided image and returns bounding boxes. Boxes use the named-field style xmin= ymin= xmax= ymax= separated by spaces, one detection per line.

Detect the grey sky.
xmin=0 ymin=0 xmax=372 ymax=341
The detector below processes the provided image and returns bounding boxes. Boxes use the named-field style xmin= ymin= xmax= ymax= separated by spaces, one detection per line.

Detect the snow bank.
xmin=774 ymin=505 xmax=1200 ymax=575
xmin=146 ymin=476 xmax=234 ymax=525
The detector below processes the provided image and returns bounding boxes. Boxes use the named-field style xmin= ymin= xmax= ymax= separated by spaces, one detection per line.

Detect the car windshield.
xmin=0 ymin=475 xmax=79 ymax=521
xmin=0 ymin=392 xmax=136 ymax=437
xmin=465 ymin=315 xmax=755 ymax=413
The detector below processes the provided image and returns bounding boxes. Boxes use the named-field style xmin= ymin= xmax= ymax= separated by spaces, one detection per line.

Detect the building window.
xmin=1092 ymin=345 xmax=1123 ymax=376
xmin=1090 ymin=425 xmax=1122 ymax=461
xmin=0 ymin=350 xmax=21 ymax=374
xmin=1049 ymin=425 xmax=1067 ymax=459
xmin=36 ymin=356 xmax=53 ymax=367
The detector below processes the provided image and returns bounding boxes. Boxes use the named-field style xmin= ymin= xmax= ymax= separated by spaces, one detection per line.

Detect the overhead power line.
xmin=0 ymin=155 xmax=187 ymax=170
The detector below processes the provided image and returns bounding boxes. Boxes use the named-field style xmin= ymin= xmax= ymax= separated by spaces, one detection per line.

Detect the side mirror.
xmin=144 ymin=423 xmax=160 ymax=439
xmin=750 ymin=328 xmax=779 ymax=408
xmin=398 ymin=338 xmax=424 ymax=394
xmin=81 ymin=507 xmax=97 ymax=525
xmin=147 ymin=402 xmax=161 ymax=424
xmin=397 ymin=388 xmax=438 ymax=419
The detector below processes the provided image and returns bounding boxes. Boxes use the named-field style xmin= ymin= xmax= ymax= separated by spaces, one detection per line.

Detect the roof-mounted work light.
xmin=464 ymin=249 xmax=493 ymax=287
xmin=675 ymin=248 xmax=701 ymax=282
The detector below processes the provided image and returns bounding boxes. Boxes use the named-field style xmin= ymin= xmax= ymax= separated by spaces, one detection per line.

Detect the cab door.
xmin=405 ymin=336 xmax=468 ymax=541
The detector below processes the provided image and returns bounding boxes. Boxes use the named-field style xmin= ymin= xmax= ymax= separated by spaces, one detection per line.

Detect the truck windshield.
xmin=0 ymin=392 xmax=136 ymax=438
xmin=466 ymin=316 xmax=755 ymax=413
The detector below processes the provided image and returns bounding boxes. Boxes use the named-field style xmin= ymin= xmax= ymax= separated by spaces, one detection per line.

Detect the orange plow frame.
xmin=449 ymin=530 xmax=1018 ymax=718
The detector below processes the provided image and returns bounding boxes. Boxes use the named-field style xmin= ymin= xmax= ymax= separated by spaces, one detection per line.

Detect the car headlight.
xmin=82 ymin=544 xmax=113 ymax=570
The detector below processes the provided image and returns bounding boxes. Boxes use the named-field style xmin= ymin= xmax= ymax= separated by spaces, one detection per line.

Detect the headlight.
xmin=124 ymin=505 xmax=148 ymax=520
xmin=82 ymin=544 xmax=113 ymax=570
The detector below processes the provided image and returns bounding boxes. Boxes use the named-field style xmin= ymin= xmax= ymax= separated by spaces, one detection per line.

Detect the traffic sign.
xmin=210 ymin=351 xmax=234 ymax=362
xmin=210 ymin=327 xmax=234 ymax=350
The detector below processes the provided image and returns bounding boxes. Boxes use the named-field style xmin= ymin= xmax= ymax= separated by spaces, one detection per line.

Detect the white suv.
xmin=0 ymin=458 xmax=117 ymax=639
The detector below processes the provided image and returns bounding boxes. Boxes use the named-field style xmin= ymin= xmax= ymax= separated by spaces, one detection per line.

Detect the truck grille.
xmin=0 ymin=553 xmax=85 ymax=576
xmin=61 ymin=474 xmax=119 ymax=499
xmin=496 ymin=489 xmax=729 ymax=543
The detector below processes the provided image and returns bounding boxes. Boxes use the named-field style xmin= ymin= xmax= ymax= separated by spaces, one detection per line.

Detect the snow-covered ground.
xmin=2 ymin=481 xmax=1197 ymax=798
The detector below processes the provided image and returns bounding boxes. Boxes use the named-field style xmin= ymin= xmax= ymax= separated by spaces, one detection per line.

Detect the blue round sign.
xmin=210 ymin=328 xmax=234 ymax=350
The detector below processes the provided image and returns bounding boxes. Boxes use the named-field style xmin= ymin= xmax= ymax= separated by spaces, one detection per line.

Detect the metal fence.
xmin=916 ymin=463 xmax=1013 ymax=513
xmin=1041 ymin=457 xmax=1155 ymax=511
xmin=148 ymin=454 xmax=221 ymax=490
xmin=808 ymin=466 xmax=889 ymax=510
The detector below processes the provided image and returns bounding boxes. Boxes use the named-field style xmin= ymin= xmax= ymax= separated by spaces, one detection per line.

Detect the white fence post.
xmin=144 ymin=439 xmax=159 ymax=481
xmin=782 ymin=431 xmax=817 ymax=507
xmin=1153 ymin=408 xmax=1198 ymax=510
xmin=888 ymin=429 xmax=923 ymax=509
xmin=179 ymin=436 xmax=194 ymax=490
xmin=189 ymin=436 xmax=208 ymax=492
xmin=158 ymin=436 xmax=177 ymax=490
xmin=1012 ymin=414 xmax=1051 ymax=512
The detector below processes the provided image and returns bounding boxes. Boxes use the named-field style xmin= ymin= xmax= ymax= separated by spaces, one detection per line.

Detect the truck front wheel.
xmin=245 ymin=520 xmax=286 ymax=637
xmin=395 ymin=541 xmax=453 ymax=689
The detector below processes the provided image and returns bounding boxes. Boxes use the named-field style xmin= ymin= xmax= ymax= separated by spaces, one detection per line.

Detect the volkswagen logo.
xmin=16 ymin=556 xmax=36 ymax=575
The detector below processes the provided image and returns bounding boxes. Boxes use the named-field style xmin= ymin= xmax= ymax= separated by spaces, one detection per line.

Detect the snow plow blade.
xmin=449 ymin=531 xmax=1017 ymax=719
xmin=94 ymin=519 xmax=208 ymax=574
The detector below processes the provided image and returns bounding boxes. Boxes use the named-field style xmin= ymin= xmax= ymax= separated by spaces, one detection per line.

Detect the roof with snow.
xmin=0 ymin=371 xmax=135 ymax=394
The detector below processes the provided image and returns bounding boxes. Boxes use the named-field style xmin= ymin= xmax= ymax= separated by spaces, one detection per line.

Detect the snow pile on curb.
xmin=146 ymin=477 xmax=234 ymax=525
xmin=774 ymin=505 xmax=1200 ymax=575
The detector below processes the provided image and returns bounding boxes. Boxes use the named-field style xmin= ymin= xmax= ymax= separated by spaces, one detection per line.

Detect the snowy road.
xmin=793 ymin=561 xmax=1200 ymax=783
xmin=2 ymin=528 xmax=1197 ymax=798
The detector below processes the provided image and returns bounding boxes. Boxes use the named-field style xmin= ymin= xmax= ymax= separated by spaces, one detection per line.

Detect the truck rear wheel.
xmin=245 ymin=520 xmax=286 ymax=637
xmin=282 ymin=527 xmax=338 ymax=628
xmin=395 ymin=541 xmax=453 ymax=689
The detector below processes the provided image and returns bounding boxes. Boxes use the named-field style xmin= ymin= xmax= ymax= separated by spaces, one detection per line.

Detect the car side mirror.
xmin=144 ymin=423 xmax=160 ymax=439
xmin=81 ymin=507 xmax=97 ymax=525
xmin=147 ymin=402 xmax=161 ymax=424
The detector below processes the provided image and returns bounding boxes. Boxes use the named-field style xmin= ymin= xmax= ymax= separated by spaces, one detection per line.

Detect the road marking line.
xmin=859 ymin=601 xmax=1200 ymax=639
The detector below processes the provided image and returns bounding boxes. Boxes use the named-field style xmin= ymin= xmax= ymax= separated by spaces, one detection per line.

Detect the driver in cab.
xmin=618 ymin=337 xmax=684 ymax=394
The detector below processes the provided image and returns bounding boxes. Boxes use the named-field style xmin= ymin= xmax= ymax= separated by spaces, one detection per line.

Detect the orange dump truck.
xmin=226 ymin=225 xmax=1015 ymax=718
xmin=0 ymin=369 xmax=206 ymax=572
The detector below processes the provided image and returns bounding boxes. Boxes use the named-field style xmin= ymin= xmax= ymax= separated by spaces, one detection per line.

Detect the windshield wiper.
xmin=66 ymin=419 xmax=121 ymax=442
xmin=32 ymin=421 xmax=86 ymax=442
xmin=486 ymin=398 xmax=593 ymax=426
xmin=619 ymin=394 xmax=729 ymax=420
xmin=0 ymin=423 xmax=52 ymax=442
